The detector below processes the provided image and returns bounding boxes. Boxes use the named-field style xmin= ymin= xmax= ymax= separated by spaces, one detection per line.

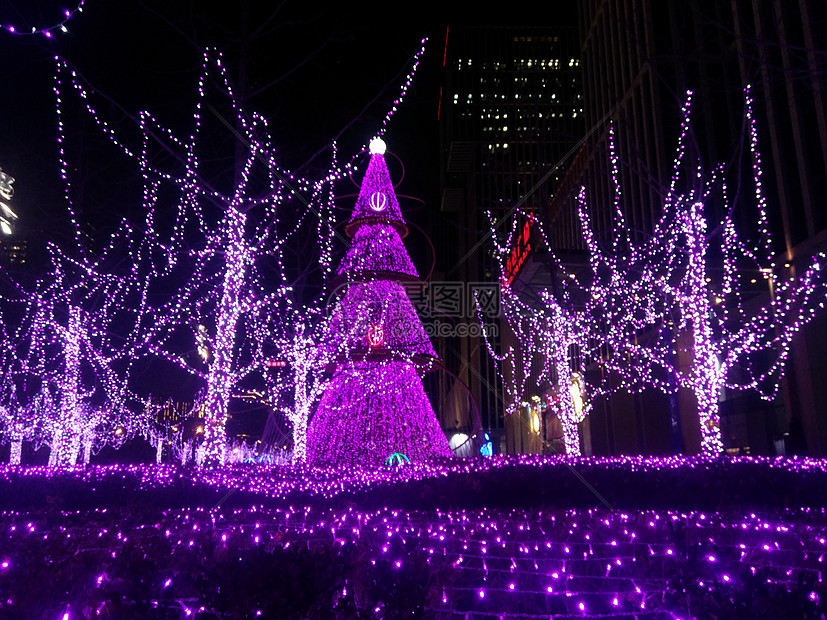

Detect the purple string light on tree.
xmin=7 ymin=241 xmax=149 ymax=467
xmin=584 ymin=90 xmax=827 ymax=455
xmin=33 ymin=34 xmax=434 ymax=466
xmin=481 ymin=225 xmax=595 ymax=456
xmin=1 ymin=1 xmax=85 ymax=37
xmin=488 ymin=89 xmax=827 ymax=456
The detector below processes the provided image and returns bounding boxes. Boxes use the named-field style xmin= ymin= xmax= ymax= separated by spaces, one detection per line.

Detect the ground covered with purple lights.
xmin=2 ymin=456 xmax=827 ymax=619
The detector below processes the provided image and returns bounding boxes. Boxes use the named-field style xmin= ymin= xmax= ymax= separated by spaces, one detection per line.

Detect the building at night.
xmin=0 ymin=167 xmax=26 ymax=270
xmin=0 ymin=238 xmax=27 ymax=268
xmin=148 ymin=396 xmax=195 ymax=426
xmin=433 ymin=21 xmax=584 ymax=453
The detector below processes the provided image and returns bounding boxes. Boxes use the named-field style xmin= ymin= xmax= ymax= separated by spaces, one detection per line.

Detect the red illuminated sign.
xmin=503 ymin=214 xmax=533 ymax=286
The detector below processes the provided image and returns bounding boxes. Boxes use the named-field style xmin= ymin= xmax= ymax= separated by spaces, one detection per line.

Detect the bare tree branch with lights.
xmin=481 ymin=224 xmax=595 ymax=456
xmin=4 ymin=236 xmax=149 ymax=466
xmin=486 ymin=89 xmax=827 ymax=457
xmin=582 ymin=90 xmax=827 ymax=455
xmin=45 ymin=32 xmax=432 ymax=466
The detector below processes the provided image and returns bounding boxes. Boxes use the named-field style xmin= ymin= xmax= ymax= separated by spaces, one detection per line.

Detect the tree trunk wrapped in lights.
xmin=11 ymin=247 xmax=148 ymax=467
xmin=583 ymin=90 xmax=827 ymax=455
xmin=483 ymin=278 xmax=594 ymax=456
xmin=306 ymin=138 xmax=451 ymax=465
xmin=51 ymin=52 xmax=298 ymax=467
xmin=263 ymin=317 xmax=330 ymax=464
xmin=488 ymin=90 xmax=827 ymax=457
xmin=0 ymin=306 xmax=35 ymax=464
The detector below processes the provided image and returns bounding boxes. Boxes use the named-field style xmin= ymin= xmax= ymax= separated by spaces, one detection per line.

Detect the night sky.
xmin=0 ymin=1 xmax=451 ymax=255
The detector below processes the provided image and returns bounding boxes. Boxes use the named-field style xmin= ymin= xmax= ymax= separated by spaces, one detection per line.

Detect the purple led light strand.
xmin=1 ymin=458 xmax=826 ymax=617
xmin=2 ymin=1 xmax=85 ymax=37
xmin=596 ymin=92 xmax=826 ymax=454
xmin=489 ymin=90 xmax=827 ymax=457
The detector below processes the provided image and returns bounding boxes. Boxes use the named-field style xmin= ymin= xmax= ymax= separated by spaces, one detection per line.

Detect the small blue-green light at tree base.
xmin=385 ymin=453 xmax=410 ymax=466
xmin=480 ymin=433 xmax=493 ymax=457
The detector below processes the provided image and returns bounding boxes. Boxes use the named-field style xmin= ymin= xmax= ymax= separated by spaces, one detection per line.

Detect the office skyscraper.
xmin=434 ymin=21 xmax=584 ymax=452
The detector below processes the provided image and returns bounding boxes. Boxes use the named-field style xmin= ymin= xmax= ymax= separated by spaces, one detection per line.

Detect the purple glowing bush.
xmin=1 ymin=457 xmax=827 ymax=618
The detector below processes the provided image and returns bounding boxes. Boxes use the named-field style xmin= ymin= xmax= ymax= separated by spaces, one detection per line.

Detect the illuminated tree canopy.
xmin=489 ymin=90 xmax=827 ymax=456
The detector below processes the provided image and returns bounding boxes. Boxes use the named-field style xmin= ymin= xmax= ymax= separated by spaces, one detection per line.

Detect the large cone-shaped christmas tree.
xmin=306 ymin=138 xmax=452 ymax=465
